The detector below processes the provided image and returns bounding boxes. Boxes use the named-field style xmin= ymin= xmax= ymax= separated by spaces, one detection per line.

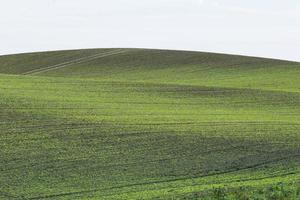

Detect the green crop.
xmin=0 ymin=49 xmax=299 ymax=199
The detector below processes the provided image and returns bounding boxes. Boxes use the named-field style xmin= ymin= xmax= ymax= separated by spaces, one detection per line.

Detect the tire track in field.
xmin=26 ymin=169 xmax=299 ymax=200
xmin=16 ymin=145 xmax=247 ymax=173
xmin=25 ymin=154 xmax=300 ymax=199
xmin=97 ymin=171 xmax=300 ymax=199
xmin=22 ymin=49 xmax=128 ymax=75
xmin=0 ymin=140 xmax=272 ymax=173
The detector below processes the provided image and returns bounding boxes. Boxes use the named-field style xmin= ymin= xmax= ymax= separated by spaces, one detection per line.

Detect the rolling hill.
xmin=0 ymin=48 xmax=300 ymax=199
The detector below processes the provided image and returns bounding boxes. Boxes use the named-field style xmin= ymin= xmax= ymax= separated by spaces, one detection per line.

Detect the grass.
xmin=0 ymin=48 xmax=299 ymax=199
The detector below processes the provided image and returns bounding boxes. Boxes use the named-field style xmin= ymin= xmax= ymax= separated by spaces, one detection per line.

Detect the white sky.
xmin=1 ymin=0 xmax=300 ymax=61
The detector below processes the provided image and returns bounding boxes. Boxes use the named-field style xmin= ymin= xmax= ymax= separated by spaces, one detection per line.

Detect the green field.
xmin=0 ymin=48 xmax=300 ymax=199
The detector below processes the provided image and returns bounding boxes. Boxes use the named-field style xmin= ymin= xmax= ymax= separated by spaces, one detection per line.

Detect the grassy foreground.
xmin=0 ymin=48 xmax=300 ymax=199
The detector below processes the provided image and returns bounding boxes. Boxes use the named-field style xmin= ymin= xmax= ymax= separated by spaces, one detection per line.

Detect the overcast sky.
xmin=1 ymin=0 xmax=300 ymax=61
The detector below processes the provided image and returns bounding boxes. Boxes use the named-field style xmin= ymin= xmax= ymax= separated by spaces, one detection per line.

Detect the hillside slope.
xmin=0 ymin=49 xmax=300 ymax=199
